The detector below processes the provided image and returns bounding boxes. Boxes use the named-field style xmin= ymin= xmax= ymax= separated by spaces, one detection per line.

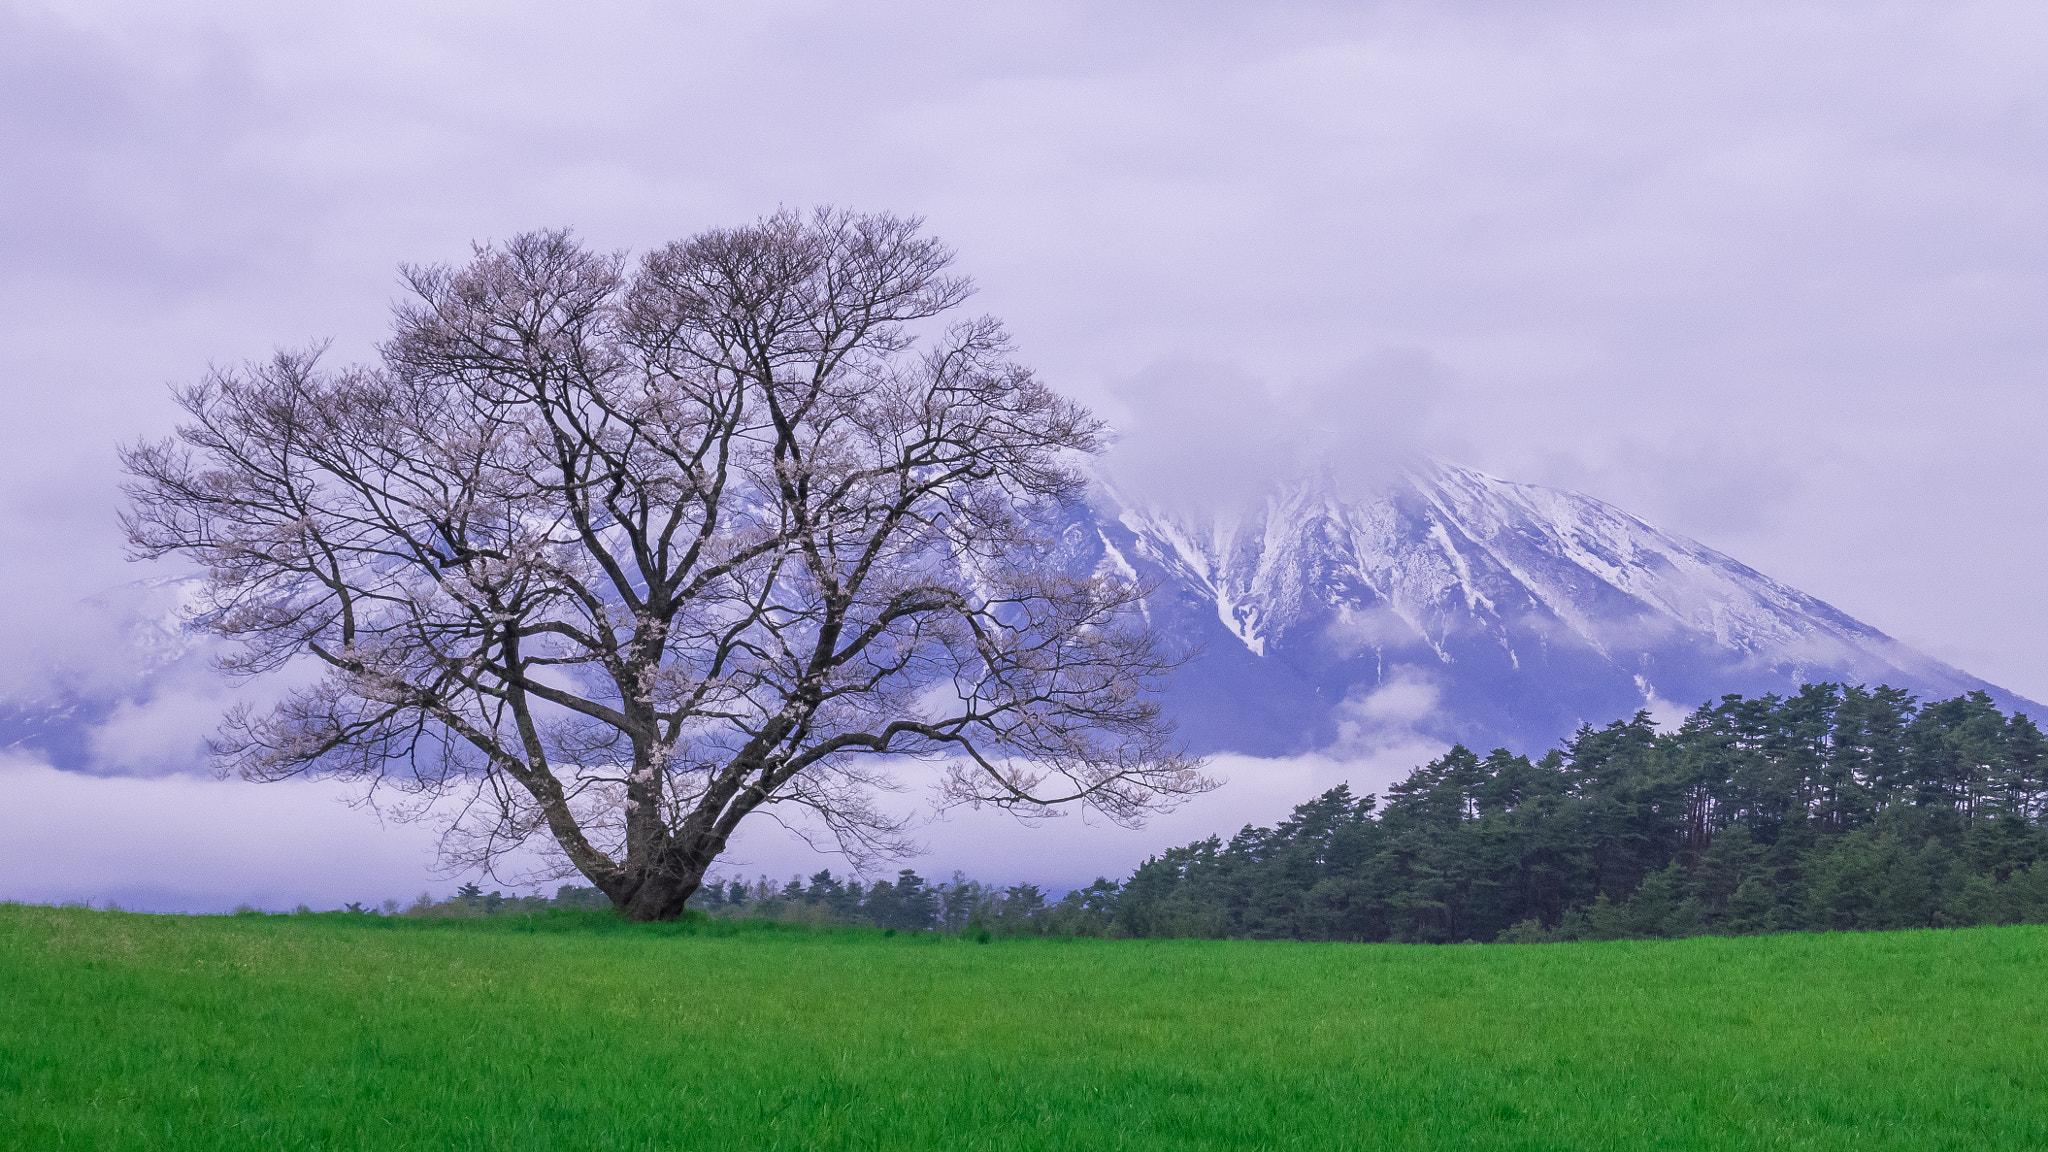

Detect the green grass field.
xmin=4 ymin=906 xmax=2046 ymax=1150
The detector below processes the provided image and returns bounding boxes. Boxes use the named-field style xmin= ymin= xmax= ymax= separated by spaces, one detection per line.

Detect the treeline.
xmin=688 ymin=684 xmax=2048 ymax=944
xmin=396 ymin=873 xmax=1122 ymax=938
xmin=401 ymin=685 xmax=2048 ymax=944
xmin=690 ymin=872 xmax=1122 ymax=938
xmin=1115 ymin=685 xmax=2048 ymax=942
xmin=397 ymin=883 xmax=612 ymax=919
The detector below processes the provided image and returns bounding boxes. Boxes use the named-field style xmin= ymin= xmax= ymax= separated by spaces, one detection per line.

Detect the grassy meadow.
xmin=4 ymin=905 xmax=2046 ymax=1150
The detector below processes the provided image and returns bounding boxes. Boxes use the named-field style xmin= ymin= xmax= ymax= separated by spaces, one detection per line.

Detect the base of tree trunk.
xmin=614 ymin=872 xmax=704 ymax=922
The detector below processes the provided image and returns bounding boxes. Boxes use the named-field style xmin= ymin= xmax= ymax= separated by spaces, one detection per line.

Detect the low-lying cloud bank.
xmin=0 ymin=740 xmax=1448 ymax=912
xmin=0 ymin=571 xmax=1460 ymax=911
xmin=0 ymin=756 xmax=455 ymax=912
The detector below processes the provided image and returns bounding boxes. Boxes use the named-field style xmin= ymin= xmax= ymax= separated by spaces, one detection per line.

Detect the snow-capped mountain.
xmin=1070 ymin=459 xmax=2042 ymax=755
xmin=4 ymin=462 xmax=2037 ymax=772
xmin=0 ymin=576 xmax=220 ymax=773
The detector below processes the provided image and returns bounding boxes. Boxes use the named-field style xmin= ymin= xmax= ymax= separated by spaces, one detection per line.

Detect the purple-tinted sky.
xmin=4 ymin=0 xmax=2046 ymax=908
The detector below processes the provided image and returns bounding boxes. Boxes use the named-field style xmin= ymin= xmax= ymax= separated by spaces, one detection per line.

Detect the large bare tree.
xmin=122 ymin=209 xmax=1208 ymax=920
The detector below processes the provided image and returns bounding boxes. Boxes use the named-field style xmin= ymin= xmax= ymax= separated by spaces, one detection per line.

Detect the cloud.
xmin=85 ymin=688 xmax=223 ymax=774
xmin=1632 ymin=675 xmax=1692 ymax=734
xmin=661 ymin=745 xmax=1449 ymax=891
xmin=1518 ymin=435 xmax=1831 ymax=539
xmin=1326 ymin=665 xmax=1453 ymax=762
xmin=0 ymin=576 xmax=279 ymax=777
xmin=1094 ymin=351 xmax=1463 ymax=514
xmin=1324 ymin=604 xmax=1427 ymax=660
xmin=0 ymin=746 xmax=1448 ymax=909
xmin=0 ymin=755 xmax=458 ymax=912
xmin=1345 ymin=667 xmax=1441 ymax=727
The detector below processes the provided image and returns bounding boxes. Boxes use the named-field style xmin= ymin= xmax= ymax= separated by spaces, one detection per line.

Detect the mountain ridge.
xmin=1072 ymin=459 xmax=2038 ymax=756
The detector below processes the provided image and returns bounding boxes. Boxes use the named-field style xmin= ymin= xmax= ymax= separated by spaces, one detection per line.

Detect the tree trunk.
xmin=615 ymin=865 xmax=706 ymax=922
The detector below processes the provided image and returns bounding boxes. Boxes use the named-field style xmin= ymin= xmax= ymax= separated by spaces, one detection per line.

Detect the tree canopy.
xmin=1111 ymin=685 xmax=2048 ymax=942
xmin=122 ymin=209 xmax=1206 ymax=920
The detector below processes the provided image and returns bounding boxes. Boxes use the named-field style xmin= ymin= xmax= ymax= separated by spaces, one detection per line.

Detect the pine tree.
xmin=1860 ymin=685 xmax=1917 ymax=807
xmin=2007 ymin=712 xmax=2048 ymax=820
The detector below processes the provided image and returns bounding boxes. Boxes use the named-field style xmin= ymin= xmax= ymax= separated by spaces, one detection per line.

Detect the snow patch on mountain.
xmin=1086 ymin=459 xmax=2041 ymax=755
xmin=0 ymin=575 xmax=226 ymax=774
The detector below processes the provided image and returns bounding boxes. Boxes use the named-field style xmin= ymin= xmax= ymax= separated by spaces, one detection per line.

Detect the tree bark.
xmin=616 ymin=865 xmax=705 ymax=922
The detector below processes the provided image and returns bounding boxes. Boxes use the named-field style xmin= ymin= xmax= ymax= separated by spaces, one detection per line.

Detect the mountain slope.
xmin=1073 ymin=459 xmax=2039 ymax=755
xmin=0 ymin=576 xmax=219 ymax=773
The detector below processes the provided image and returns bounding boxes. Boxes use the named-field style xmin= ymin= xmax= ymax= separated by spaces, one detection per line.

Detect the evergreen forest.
xmin=1111 ymin=684 xmax=2048 ymax=942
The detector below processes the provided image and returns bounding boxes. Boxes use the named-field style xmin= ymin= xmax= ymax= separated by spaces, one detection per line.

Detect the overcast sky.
xmin=5 ymin=0 xmax=2046 ymax=909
